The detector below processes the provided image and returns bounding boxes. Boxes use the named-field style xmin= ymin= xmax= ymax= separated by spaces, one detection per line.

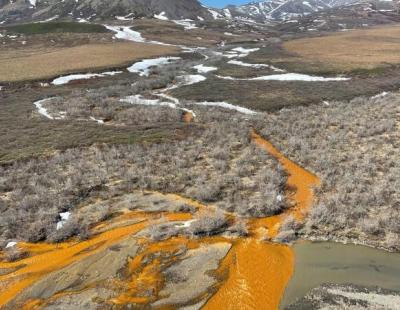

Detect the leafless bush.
xmin=189 ymin=210 xmax=228 ymax=237
xmin=4 ymin=247 xmax=29 ymax=262
xmin=256 ymin=91 xmax=400 ymax=249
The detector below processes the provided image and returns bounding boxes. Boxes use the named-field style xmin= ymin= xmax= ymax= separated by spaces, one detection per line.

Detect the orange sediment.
xmin=204 ymin=239 xmax=294 ymax=310
xmin=204 ymin=131 xmax=320 ymax=309
xmin=251 ymin=130 xmax=320 ymax=238
xmin=0 ymin=131 xmax=320 ymax=309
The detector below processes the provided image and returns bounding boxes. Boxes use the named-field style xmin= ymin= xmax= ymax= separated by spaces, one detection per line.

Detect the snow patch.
xmin=172 ymin=19 xmax=198 ymax=30
xmin=228 ymin=60 xmax=285 ymax=72
xmin=52 ymin=71 xmax=122 ymax=86
xmin=56 ymin=212 xmax=71 ymax=230
xmin=127 ymin=57 xmax=180 ymax=76
xmin=193 ymin=64 xmax=218 ymax=73
xmin=33 ymin=98 xmax=55 ymax=119
xmin=105 ymin=25 xmax=145 ymax=43
xmin=191 ymin=101 xmax=257 ymax=115
xmin=120 ymin=95 xmax=177 ymax=109
xmin=6 ymin=241 xmax=17 ymax=248
xmin=154 ymin=12 xmax=169 ymax=21
xmin=217 ymin=73 xmax=350 ymax=82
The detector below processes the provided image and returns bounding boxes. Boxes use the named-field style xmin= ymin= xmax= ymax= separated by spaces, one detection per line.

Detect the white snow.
xmin=52 ymin=71 xmax=122 ymax=85
xmin=154 ymin=12 xmax=169 ymax=21
xmin=0 ymin=86 xmax=4 ymax=91
xmin=116 ymin=13 xmax=134 ymax=21
xmin=33 ymin=98 xmax=55 ymax=119
xmin=6 ymin=241 xmax=17 ymax=248
xmin=127 ymin=57 xmax=181 ymax=76
xmin=105 ymin=25 xmax=145 ymax=43
xmin=56 ymin=211 xmax=71 ymax=230
xmin=231 ymin=47 xmax=260 ymax=57
xmin=172 ymin=19 xmax=198 ymax=30
xmin=29 ymin=0 xmax=37 ymax=7
xmin=90 ymin=116 xmax=104 ymax=124
xmin=207 ymin=8 xmax=223 ymax=19
xmin=39 ymin=15 xmax=59 ymax=23
xmin=191 ymin=101 xmax=257 ymax=115
xmin=371 ymin=91 xmax=389 ymax=99
xmin=193 ymin=64 xmax=218 ymax=73
xmin=120 ymin=95 xmax=177 ymax=108
xmin=228 ymin=60 xmax=285 ymax=72
xmin=175 ymin=74 xmax=206 ymax=87
xmin=217 ymin=73 xmax=350 ymax=82
xmin=175 ymin=219 xmax=196 ymax=228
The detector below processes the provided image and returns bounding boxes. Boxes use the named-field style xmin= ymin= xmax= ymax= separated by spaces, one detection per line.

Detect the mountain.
xmin=220 ymin=0 xmax=360 ymax=23
xmin=201 ymin=0 xmax=398 ymax=25
xmin=0 ymin=0 xmax=211 ymax=24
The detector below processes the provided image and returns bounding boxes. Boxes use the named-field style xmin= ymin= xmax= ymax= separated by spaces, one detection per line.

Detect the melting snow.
xmin=52 ymin=71 xmax=122 ymax=85
xmin=231 ymin=47 xmax=260 ymax=57
xmin=193 ymin=64 xmax=218 ymax=73
xmin=176 ymin=74 xmax=206 ymax=86
xmin=217 ymin=73 xmax=349 ymax=82
xmin=192 ymin=101 xmax=256 ymax=115
xmin=120 ymin=95 xmax=177 ymax=108
xmin=56 ymin=212 xmax=71 ymax=230
xmin=228 ymin=60 xmax=285 ymax=72
xmin=90 ymin=116 xmax=104 ymax=124
xmin=371 ymin=91 xmax=389 ymax=99
xmin=6 ymin=241 xmax=17 ymax=248
xmin=33 ymin=98 xmax=56 ymax=119
xmin=172 ymin=19 xmax=198 ymax=30
xmin=154 ymin=12 xmax=169 ymax=20
xmin=105 ymin=25 xmax=146 ymax=43
xmin=127 ymin=57 xmax=181 ymax=76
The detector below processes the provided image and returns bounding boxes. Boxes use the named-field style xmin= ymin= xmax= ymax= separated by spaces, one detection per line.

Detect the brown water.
xmin=0 ymin=131 xmax=321 ymax=309
xmin=281 ymin=241 xmax=400 ymax=308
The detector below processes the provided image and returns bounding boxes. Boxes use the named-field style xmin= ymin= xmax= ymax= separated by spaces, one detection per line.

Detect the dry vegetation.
xmin=256 ymin=92 xmax=400 ymax=250
xmin=0 ymin=117 xmax=286 ymax=244
xmin=284 ymin=25 xmax=400 ymax=71
xmin=0 ymin=42 xmax=179 ymax=82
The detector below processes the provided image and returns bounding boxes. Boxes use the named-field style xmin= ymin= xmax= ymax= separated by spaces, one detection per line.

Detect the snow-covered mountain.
xmin=0 ymin=0 xmax=212 ymax=24
xmin=220 ymin=0 xmax=360 ymax=22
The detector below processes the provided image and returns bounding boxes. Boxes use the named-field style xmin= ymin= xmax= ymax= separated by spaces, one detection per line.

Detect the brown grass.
xmin=0 ymin=42 xmax=179 ymax=82
xmin=283 ymin=25 xmax=400 ymax=70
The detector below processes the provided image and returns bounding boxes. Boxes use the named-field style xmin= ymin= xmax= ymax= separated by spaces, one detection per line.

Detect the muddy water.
xmin=280 ymin=241 xmax=400 ymax=308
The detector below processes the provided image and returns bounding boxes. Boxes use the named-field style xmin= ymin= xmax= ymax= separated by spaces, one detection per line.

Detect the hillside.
xmin=0 ymin=0 xmax=211 ymax=24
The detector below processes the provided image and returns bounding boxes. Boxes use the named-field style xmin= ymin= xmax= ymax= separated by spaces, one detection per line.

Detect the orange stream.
xmin=203 ymin=131 xmax=320 ymax=310
xmin=0 ymin=131 xmax=320 ymax=310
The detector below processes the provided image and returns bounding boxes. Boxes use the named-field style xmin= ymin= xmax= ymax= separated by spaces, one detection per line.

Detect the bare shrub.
xmin=189 ymin=210 xmax=228 ymax=237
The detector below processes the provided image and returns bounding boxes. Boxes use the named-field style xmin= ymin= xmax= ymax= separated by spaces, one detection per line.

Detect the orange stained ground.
xmin=0 ymin=131 xmax=320 ymax=310
xmin=203 ymin=131 xmax=320 ymax=310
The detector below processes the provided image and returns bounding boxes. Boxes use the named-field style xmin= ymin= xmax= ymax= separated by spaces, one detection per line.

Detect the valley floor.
xmin=1 ymin=18 xmax=400 ymax=309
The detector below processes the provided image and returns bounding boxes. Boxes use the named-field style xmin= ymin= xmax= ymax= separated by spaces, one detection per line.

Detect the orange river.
xmin=0 ymin=131 xmax=320 ymax=309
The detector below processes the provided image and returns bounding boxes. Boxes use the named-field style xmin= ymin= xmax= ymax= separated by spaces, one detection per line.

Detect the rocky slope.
xmin=214 ymin=0 xmax=396 ymax=23
xmin=0 ymin=0 xmax=211 ymax=24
